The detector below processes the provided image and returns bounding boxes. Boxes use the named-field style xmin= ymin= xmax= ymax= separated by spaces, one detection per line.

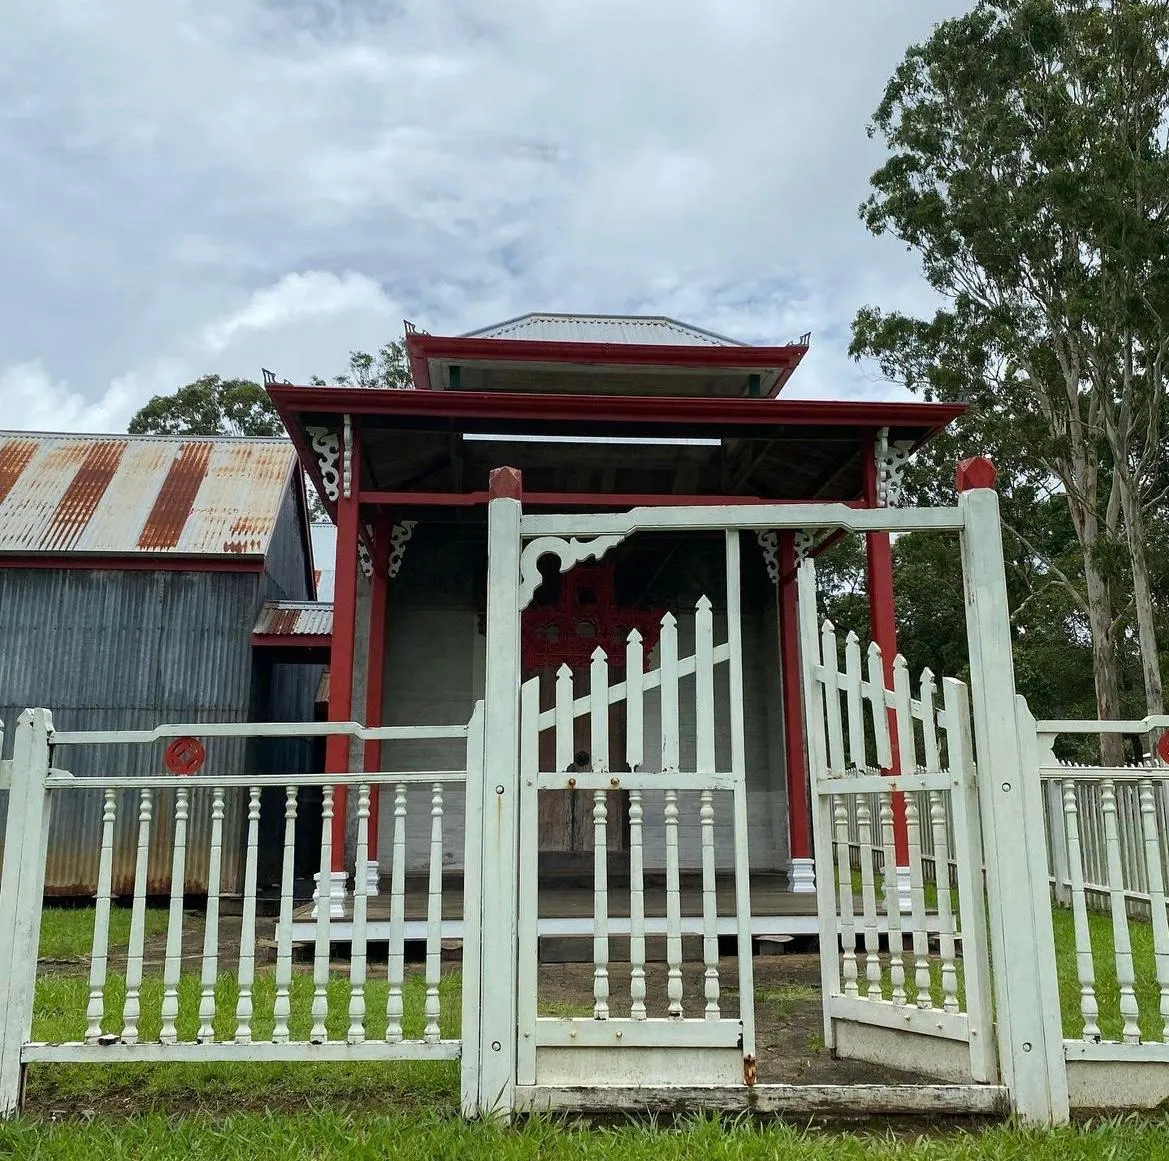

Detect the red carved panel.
xmin=522 ymin=561 xmax=663 ymax=674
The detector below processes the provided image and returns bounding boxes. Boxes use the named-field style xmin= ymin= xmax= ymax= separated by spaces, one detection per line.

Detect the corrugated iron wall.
xmin=0 ymin=568 xmax=259 ymax=894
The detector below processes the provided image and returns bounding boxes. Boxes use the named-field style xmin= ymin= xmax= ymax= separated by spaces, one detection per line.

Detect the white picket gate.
xmin=796 ymin=591 xmax=996 ymax=1084
xmin=514 ymin=533 xmax=757 ymax=1104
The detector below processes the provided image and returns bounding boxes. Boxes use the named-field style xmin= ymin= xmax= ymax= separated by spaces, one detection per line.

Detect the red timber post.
xmin=777 ymin=532 xmax=814 ymax=892
xmin=325 ymin=417 xmax=361 ymax=911
xmin=362 ymin=514 xmax=391 ymax=894
xmin=863 ymin=430 xmax=911 ymax=908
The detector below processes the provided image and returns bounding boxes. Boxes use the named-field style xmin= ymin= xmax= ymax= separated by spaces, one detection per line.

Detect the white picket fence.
xmin=1023 ymin=710 xmax=1169 ymax=1108
xmin=0 ymin=708 xmax=485 ymax=1117
xmin=800 ymin=613 xmax=996 ymax=1084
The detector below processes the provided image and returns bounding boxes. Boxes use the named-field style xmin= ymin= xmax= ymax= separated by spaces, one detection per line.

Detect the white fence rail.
xmin=0 ymin=706 xmax=485 ymax=1117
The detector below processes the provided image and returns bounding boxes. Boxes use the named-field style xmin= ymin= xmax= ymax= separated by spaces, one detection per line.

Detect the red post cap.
xmin=489 ymin=466 xmax=524 ymax=499
xmin=955 ymin=456 xmax=997 ymax=493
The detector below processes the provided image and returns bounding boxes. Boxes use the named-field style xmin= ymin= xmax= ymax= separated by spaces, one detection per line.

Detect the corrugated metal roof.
xmin=462 ymin=313 xmax=745 ymax=346
xmin=0 ymin=433 xmax=298 ymax=559
xmin=253 ymin=600 xmax=333 ymax=637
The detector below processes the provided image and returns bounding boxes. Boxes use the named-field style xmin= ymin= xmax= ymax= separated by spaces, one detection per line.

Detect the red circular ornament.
xmin=165 ymin=736 xmax=206 ymax=776
xmin=1157 ymin=732 xmax=1169 ymax=766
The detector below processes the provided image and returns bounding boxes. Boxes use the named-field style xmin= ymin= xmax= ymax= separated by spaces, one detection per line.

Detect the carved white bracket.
xmin=875 ymin=426 xmax=915 ymax=508
xmin=794 ymin=531 xmax=815 ymax=564
xmin=305 ymin=426 xmax=341 ymax=502
xmin=357 ymin=522 xmax=374 ymax=579
xmin=518 ymin=534 xmax=627 ymax=611
xmin=342 ymin=414 xmax=353 ymax=499
xmin=756 ymin=531 xmax=779 ymax=584
xmin=388 ymin=520 xmax=417 ymax=578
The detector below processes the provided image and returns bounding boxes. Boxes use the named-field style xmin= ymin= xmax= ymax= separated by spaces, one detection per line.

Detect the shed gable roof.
xmin=461 ymin=313 xmax=745 ymax=346
xmin=0 ymin=432 xmax=299 ymax=561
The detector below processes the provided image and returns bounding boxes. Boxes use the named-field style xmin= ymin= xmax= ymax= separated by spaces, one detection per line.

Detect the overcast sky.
xmin=1 ymin=1 xmax=972 ymax=433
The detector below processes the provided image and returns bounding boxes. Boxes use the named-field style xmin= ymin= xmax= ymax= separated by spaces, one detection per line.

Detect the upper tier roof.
xmin=0 ymin=432 xmax=300 ymax=560
xmin=462 ymin=313 xmax=746 ymax=347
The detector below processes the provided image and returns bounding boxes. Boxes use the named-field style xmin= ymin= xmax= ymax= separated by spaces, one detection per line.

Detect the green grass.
xmin=757 ymin=983 xmax=819 ymax=1019
xmin=38 ymin=904 xmax=169 ymax=960
xmin=1 ymin=1111 xmax=1168 ymax=1160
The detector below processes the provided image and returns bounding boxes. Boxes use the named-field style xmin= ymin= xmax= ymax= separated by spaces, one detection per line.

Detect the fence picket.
xmin=348 ymin=783 xmax=370 ymax=1045
xmin=842 ymin=628 xmax=863 ymax=770
xmin=664 ymin=787 xmax=684 ymax=1018
xmin=701 ymin=789 xmax=720 ymax=1018
xmin=1062 ymin=780 xmax=1101 ymax=1041
xmin=160 ymin=786 xmax=190 ymax=1044
xmin=196 ymin=786 xmax=226 ymax=1043
xmin=555 ymin=664 xmax=574 ymax=774
xmin=120 ymin=788 xmax=152 ymax=1045
xmin=311 ymin=785 xmax=334 ymax=1044
xmin=385 ymin=782 xmax=408 ymax=1043
xmin=628 ymin=787 xmax=647 ymax=1021
xmin=235 ymin=787 xmax=261 ymax=1044
xmin=1138 ymin=779 xmax=1169 ymax=1041
xmin=892 ymin=655 xmax=916 ymax=774
xmin=85 ymin=789 xmax=117 ymax=1044
xmin=592 ymin=788 xmax=610 ymax=1020
xmin=879 ymin=790 xmax=906 ymax=1005
xmin=856 ymin=796 xmax=881 ymax=998
xmin=834 ymin=794 xmax=859 ymax=998
xmin=272 ymin=786 xmax=298 ymax=1044
xmin=591 ymin=648 xmax=609 ymax=774
xmin=626 ymin=630 xmax=644 ymax=773
xmin=904 ymin=792 xmax=932 ymax=1009
xmin=695 ymin=596 xmax=715 ymax=773
xmin=660 ymin=612 xmax=680 ymax=773
xmin=918 ymin=669 xmax=939 ymax=773
xmin=867 ymin=642 xmax=892 ymax=770
xmin=424 ymin=783 xmax=444 ymax=1043
xmin=929 ymin=790 xmax=959 ymax=1013
xmin=1101 ymin=780 xmax=1141 ymax=1043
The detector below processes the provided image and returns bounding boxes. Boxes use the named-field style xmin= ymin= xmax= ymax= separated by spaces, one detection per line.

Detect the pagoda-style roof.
xmin=404 ymin=315 xmax=809 ymax=398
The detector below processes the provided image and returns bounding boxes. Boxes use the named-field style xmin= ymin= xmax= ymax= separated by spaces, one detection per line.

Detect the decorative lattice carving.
xmin=518 ymin=534 xmax=627 ymax=611
xmin=388 ymin=521 xmax=417 ymax=578
xmin=875 ymin=427 xmax=915 ymax=508
xmin=305 ymin=426 xmax=340 ymax=502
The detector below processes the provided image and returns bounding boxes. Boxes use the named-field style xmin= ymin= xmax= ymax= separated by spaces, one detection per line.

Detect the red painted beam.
xmin=326 ymin=433 xmax=361 ymax=875
xmin=863 ymin=436 xmax=909 ymax=866
xmin=269 ymin=383 xmax=965 ymax=433
xmin=356 ymin=489 xmax=869 ymax=510
xmin=251 ymin=633 xmax=330 ymax=649
xmin=777 ymin=532 xmax=811 ymax=861
xmin=0 ymin=555 xmax=265 ymax=573
xmin=364 ymin=516 xmax=390 ymax=858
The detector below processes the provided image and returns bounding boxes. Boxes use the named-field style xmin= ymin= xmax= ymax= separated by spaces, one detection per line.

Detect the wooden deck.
xmin=290 ymin=871 xmax=917 ymax=946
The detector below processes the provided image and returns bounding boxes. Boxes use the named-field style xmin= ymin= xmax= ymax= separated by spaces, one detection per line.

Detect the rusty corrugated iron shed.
xmin=253 ymin=600 xmax=333 ymax=638
xmin=0 ymin=433 xmax=299 ymax=559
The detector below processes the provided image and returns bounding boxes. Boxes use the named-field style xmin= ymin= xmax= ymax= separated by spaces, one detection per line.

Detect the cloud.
xmin=0 ymin=0 xmax=973 ymax=431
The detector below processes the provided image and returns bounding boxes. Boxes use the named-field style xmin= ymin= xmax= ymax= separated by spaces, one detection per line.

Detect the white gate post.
xmin=957 ymin=459 xmax=1069 ymax=1125
xmin=0 ymin=709 xmax=53 ymax=1118
xmin=471 ymin=467 xmax=524 ymax=1117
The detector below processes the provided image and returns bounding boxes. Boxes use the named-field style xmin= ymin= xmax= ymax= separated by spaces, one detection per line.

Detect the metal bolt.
xmin=610 ymin=778 xmax=619 ymax=787
xmin=495 ymin=785 xmax=505 ymax=795
xmin=1022 ymin=1041 xmax=1032 ymax=1052
xmin=616 ymin=1030 xmax=622 ymax=1039
xmin=1001 ymin=782 xmax=1012 ymax=792
xmin=491 ymin=1040 xmax=501 ymax=1052
xmin=568 ymin=777 xmax=577 ymax=788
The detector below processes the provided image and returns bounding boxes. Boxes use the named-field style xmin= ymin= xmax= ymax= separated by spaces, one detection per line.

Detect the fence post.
xmin=459 ymin=699 xmax=487 ymax=1116
xmin=957 ymin=461 xmax=1069 ymax=1125
xmin=0 ymin=709 xmax=53 ymax=1118
xmin=473 ymin=468 xmax=524 ymax=1117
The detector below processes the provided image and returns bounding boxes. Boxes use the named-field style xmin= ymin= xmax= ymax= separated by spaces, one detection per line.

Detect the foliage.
xmin=128 ymin=375 xmax=284 ymax=437
xmin=852 ymin=0 xmax=1169 ymax=744
xmin=310 ymin=339 xmax=411 ymax=390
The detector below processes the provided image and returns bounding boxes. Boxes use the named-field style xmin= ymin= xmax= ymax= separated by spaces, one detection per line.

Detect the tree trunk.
xmin=1083 ymin=550 xmax=1126 ymax=767
xmin=1122 ymin=482 xmax=1164 ymax=717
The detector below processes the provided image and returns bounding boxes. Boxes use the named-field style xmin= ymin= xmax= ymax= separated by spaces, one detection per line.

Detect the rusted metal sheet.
xmin=253 ymin=601 xmax=333 ymax=638
xmin=0 ymin=433 xmax=297 ymax=559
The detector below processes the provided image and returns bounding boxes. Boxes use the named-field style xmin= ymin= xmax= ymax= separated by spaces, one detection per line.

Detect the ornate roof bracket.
xmin=518 ymin=533 xmax=628 ymax=611
xmin=342 ymin=414 xmax=354 ymax=499
xmin=388 ymin=521 xmax=417 ymax=578
xmin=875 ymin=426 xmax=916 ymax=508
xmin=756 ymin=529 xmax=817 ymax=586
xmin=305 ymin=425 xmax=341 ymax=503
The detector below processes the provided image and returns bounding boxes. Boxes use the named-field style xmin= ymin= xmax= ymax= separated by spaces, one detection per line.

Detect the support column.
xmin=778 ymin=533 xmax=813 ymax=893
xmin=362 ymin=514 xmax=390 ymax=897
xmin=957 ymin=457 xmax=1068 ymax=1125
xmin=863 ymin=437 xmax=911 ymax=911
xmin=473 ymin=466 xmax=524 ymax=1117
xmin=321 ymin=420 xmax=360 ymax=917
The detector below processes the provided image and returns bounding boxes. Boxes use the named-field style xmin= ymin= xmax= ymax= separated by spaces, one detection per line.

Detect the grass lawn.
xmin=4 ymin=904 xmax=1169 ymax=1158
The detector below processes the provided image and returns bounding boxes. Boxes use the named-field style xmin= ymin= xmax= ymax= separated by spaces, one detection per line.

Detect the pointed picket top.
xmin=822 ymin=618 xmax=836 ymax=635
xmin=696 ymin=594 xmax=713 ymax=613
xmin=660 ymin=610 xmax=678 ymax=630
xmin=892 ymin=653 xmax=909 ymax=679
xmin=867 ymin=639 xmax=884 ymax=666
xmin=846 ymin=629 xmax=860 ymax=646
xmin=592 ymin=646 xmax=608 ymax=664
xmin=557 ymin=663 xmax=573 ymax=681
xmin=626 ymin=628 xmax=643 ymax=645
